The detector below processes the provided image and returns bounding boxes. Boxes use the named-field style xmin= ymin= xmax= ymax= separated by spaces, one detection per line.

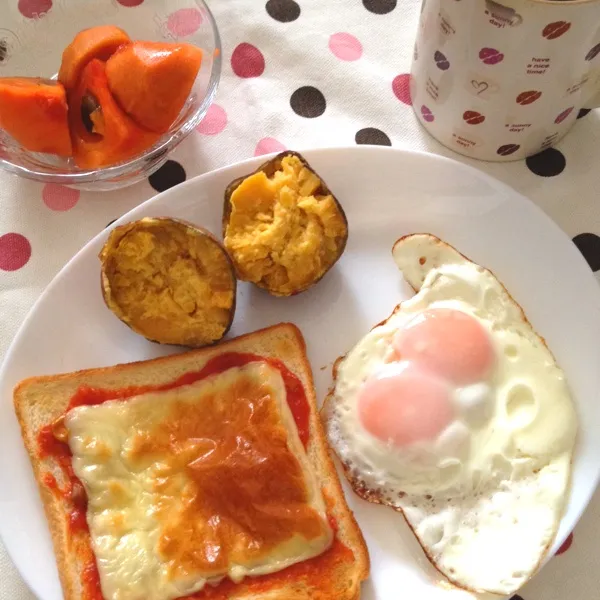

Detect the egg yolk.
xmin=392 ymin=308 xmax=495 ymax=385
xmin=357 ymin=362 xmax=454 ymax=447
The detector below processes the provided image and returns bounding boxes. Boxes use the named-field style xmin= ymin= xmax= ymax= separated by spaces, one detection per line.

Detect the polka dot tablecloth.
xmin=1 ymin=0 xmax=600 ymax=599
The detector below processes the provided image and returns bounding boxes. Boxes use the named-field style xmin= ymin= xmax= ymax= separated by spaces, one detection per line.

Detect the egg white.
xmin=325 ymin=234 xmax=577 ymax=595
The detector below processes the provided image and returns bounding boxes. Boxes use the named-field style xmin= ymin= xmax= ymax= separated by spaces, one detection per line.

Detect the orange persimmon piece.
xmin=69 ymin=59 xmax=159 ymax=169
xmin=0 ymin=77 xmax=72 ymax=156
xmin=59 ymin=25 xmax=130 ymax=91
xmin=106 ymin=41 xmax=202 ymax=133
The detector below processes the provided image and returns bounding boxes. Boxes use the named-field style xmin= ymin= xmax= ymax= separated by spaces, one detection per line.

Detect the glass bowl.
xmin=0 ymin=0 xmax=221 ymax=191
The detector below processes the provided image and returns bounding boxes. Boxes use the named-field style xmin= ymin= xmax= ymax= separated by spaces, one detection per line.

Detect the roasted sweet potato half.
xmin=222 ymin=151 xmax=349 ymax=297
xmin=99 ymin=217 xmax=236 ymax=347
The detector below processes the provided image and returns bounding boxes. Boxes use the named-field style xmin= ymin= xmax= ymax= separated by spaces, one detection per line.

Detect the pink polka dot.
xmin=18 ymin=0 xmax=52 ymax=18
xmin=0 ymin=233 xmax=31 ymax=271
xmin=42 ymin=184 xmax=80 ymax=211
xmin=167 ymin=8 xmax=203 ymax=38
xmin=393 ymin=74 xmax=412 ymax=105
xmin=116 ymin=0 xmax=144 ymax=5
xmin=555 ymin=532 xmax=573 ymax=555
xmin=254 ymin=138 xmax=286 ymax=157
xmin=329 ymin=33 xmax=363 ymax=61
xmin=196 ymin=104 xmax=227 ymax=135
xmin=231 ymin=43 xmax=265 ymax=78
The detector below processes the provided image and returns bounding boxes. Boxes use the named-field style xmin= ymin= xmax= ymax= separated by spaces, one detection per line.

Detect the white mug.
xmin=411 ymin=0 xmax=600 ymax=161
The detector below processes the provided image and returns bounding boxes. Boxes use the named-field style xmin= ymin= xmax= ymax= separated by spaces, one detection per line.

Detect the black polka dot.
xmin=105 ymin=219 xmax=117 ymax=228
xmin=363 ymin=0 xmax=397 ymax=14
xmin=266 ymin=0 xmax=300 ymax=22
xmin=148 ymin=160 xmax=186 ymax=192
xmin=573 ymin=233 xmax=600 ymax=272
xmin=290 ymin=86 xmax=326 ymax=118
xmin=577 ymin=108 xmax=592 ymax=119
xmin=509 ymin=596 xmax=524 ymax=600
xmin=525 ymin=148 xmax=565 ymax=177
xmin=355 ymin=127 xmax=391 ymax=146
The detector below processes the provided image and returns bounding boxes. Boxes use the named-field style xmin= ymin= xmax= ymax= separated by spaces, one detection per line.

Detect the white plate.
xmin=1 ymin=147 xmax=599 ymax=600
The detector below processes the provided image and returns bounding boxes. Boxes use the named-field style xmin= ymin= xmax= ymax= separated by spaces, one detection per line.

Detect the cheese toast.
xmin=14 ymin=323 xmax=369 ymax=600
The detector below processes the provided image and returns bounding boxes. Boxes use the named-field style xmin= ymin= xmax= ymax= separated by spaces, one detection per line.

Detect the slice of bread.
xmin=14 ymin=322 xmax=369 ymax=600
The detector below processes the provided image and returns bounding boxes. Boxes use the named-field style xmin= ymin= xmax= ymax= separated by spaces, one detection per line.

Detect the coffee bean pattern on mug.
xmin=542 ymin=21 xmax=571 ymax=40
xmin=479 ymin=48 xmax=504 ymax=66
xmin=410 ymin=0 xmax=600 ymax=161
xmin=434 ymin=50 xmax=450 ymax=70
xmin=463 ymin=111 xmax=486 ymax=125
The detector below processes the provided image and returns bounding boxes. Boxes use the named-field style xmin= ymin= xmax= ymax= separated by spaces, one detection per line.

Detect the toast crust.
xmin=15 ymin=323 xmax=369 ymax=600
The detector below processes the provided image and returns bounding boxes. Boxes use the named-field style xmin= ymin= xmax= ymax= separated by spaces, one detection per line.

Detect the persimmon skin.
xmin=0 ymin=77 xmax=72 ymax=156
xmin=59 ymin=25 xmax=131 ymax=92
xmin=69 ymin=59 xmax=159 ymax=169
xmin=106 ymin=41 xmax=203 ymax=133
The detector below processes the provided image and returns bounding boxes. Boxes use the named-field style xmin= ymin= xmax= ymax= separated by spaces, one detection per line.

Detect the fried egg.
xmin=324 ymin=234 xmax=577 ymax=595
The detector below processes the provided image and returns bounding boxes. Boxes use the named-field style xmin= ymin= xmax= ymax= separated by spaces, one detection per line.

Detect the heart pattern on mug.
xmin=471 ymin=80 xmax=489 ymax=95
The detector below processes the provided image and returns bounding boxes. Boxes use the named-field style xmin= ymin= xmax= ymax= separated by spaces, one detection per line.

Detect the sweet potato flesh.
xmin=224 ymin=155 xmax=348 ymax=296
xmin=101 ymin=219 xmax=235 ymax=346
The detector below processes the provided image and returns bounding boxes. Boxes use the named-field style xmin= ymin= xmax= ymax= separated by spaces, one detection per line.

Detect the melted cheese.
xmin=65 ymin=363 xmax=332 ymax=600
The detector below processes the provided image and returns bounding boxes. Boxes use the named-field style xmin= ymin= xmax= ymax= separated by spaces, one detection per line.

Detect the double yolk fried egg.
xmin=325 ymin=234 xmax=577 ymax=595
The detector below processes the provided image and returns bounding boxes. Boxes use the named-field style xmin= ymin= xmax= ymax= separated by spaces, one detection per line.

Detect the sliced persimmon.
xmin=69 ymin=59 xmax=159 ymax=169
xmin=58 ymin=25 xmax=130 ymax=91
xmin=0 ymin=77 xmax=72 ymax=156
xmin=106 ymin=41 xmax=202 ymax=133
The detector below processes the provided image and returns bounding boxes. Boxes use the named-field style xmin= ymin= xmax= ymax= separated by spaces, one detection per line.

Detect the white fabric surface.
xmin=1 ymin=0 xmax=599 ymax=599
